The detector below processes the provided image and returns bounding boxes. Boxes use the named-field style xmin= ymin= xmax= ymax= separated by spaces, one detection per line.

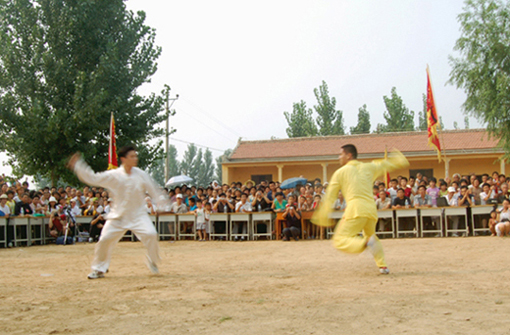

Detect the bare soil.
xmin=1 ymin=237 xmax=510 ymax=335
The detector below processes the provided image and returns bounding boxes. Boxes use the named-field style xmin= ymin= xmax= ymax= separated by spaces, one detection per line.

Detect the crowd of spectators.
xmin=1 ymin=169 xmax=509 ymax=247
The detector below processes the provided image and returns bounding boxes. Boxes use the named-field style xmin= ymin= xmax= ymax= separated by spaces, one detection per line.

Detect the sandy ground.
xmin=1 ymin=237 xmax=510 ymax=335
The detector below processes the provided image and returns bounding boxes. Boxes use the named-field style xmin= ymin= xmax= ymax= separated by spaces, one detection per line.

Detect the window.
xmin=251 ymin=174 xmax=272 ymax=185
xmin=409 ymin=169 xmax=434 ymax=179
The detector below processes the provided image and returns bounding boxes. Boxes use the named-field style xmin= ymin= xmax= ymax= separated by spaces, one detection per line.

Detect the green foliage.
xmin=180 ymin=144 xmax=197 ymax=179
xmin=464 ymin=116 xmax=470 ymax=129
xmin=449 ymin=0 xmax=510 ymax=152
xmin=215 ymin=149 xmax=232 ymax=184
xmin=197 ymin=149 xmax=214 ymax=187
xmin=350 ymin=104 xmax=371 ymax=134
xmin=0 ymin=0 xmax=166 ymax=186
xmin=440 ymin=116 xmax=445 ymax=130
xmin=417 ymin=94 xmax=428 ymax=131
xmin=147 ymin=144 xmax=179 ymax=186
xmin=377 ymin=87 xmax=415 ymax=132
xmin=314 ymin=81 xmax=345 ymax=136
xmin=454 ymin=121 xmax=459 ymax=130
xmin=284 ymin=100 xmax=318 ymax=138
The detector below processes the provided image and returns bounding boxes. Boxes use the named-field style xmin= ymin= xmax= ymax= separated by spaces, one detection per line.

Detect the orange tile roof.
xmin=229 ymin=129 xmax=501 ymax=161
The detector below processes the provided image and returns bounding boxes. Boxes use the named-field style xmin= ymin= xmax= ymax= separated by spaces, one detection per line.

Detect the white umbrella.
xmin=165 ymin=175 xmax=193 ymax=188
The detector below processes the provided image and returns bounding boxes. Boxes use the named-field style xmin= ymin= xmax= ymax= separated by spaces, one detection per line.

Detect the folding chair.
xmin=376 ymin=210 xmax=395 ymax=238
xmin=471 ymin=205 xmax=493 ymax=236
xmin=444 ymin=207 xmax=468 ymax=237
xmin=230 ymin=213 xmax=250 ymax=241
xmin=395 ymin=208 xmax=419 ymax=238
xmin=419 ymin=208 xmax=443 ymax=237
xmin=252 ymin=212 xmax=272 ymax=240
xmin=327 ymin=211 xmax=344 ymax=239
xmin=178 ymin=213 xmax=196 ymax=240
xmin=157 ymin=214 xmax=177 ymax=240
xmin=209 ymin=213 xmax=229 ymax=240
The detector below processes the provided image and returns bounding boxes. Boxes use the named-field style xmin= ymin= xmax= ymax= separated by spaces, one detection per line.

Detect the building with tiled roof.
xmin=222 ymin=129 xmax=508 ymax=184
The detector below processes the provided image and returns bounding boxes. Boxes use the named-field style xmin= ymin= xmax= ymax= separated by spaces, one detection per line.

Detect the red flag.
xmin=108 ymin=112 xmax=118 ymax=170
xmin=426 ymin=66 xmax=442 ymax=162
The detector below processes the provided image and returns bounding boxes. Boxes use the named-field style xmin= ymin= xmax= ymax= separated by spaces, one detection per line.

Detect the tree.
xmin=350 ymin=104 xmax=371 ymax=134
xmin=0 ymin=0 xmax=166 ymax=186
xmin=191 ymin=149 xmax=203 ymax=186
xmin=314 ymin=81 xmax=345 ymax=136
xmin=180 ymin=144 xmax=197 ymax=180
xmin=417 ymin=94 xmax=428 ymax=131
xmin=449 ymin=0 xmax=510 ymax=153
xmin=147 ymin=144 xmax=179 ymax=186
xmin=439 ymin=116 xmax=445 ymax=130
xmin=464 ymin=116 xmax=470 ymax=129
xmin=454 ymin=121 xmax=459 ymax=130
xmin=197 ymin=149 xmax=215 ymax=187
xmin=284 ymin=100 xmax=318 ymax=138
xmin=215 ymin=149 xmax=232 ymax=184
xmin=378 ymin=87 xmax=415 ymax=132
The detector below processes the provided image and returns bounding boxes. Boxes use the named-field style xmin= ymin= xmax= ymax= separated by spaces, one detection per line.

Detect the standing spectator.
xmin=69 ymin=198 xmax=82 ymax=217
xmin=439 ymin=181 xmax=449 ymax=197
xmin=0 ymin=194 xmax=10 ymax=217
xmin=480 ymin=183 xmax=497 ymax=205
xmin=387 ymin=179 xmax=399 ymax=202
xmin=252 ymin=189 xmax=271 ymax=212
xmin=272 ymin=192 xmax=287 ymax=212
xmin=497 ymin=183 xmax=510 ymax=204
xmin=282 ymin=204 xmax=301 ymax=241
xmin=399 ymin=177 xmax=412 ymax=198
xmin=234 ymin=193 xmax=252 ymax=241
xmin=333 ymin=191 xmax=347 ymax=210
xmin=170 ymin=194 xmax=189 ymax=234
xmin=145 ymin=197 xmax=157 ymax=215
xmin=426 ymin=178 xmax=440 ymax=207
xmin=194 ymin=200 xmax=206 ymax=241
xmin=488 ymin=210 xmax=498 ymax=236
xmin=458 ymin=186 xmax=474 ymax=207
xmin=470 ymin=178 xmax=482 ymax=205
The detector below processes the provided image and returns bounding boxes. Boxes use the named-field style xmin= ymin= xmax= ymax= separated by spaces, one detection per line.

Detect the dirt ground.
xmin=1 ymin=237 xmax=510 ymax=335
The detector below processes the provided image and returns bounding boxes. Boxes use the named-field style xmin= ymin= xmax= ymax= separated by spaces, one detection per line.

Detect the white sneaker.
xmin=87 ymin=270 xmax=105 ymax=279
xmin=367 ymin=235 xmax=382 ymax=257
xmin=379 ymin=267 xmax=390 ymax=275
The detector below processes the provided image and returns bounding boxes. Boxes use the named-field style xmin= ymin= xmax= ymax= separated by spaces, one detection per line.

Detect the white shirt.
xmin=236 ymin=201 xmax=252 ymax=213
xmin=70 ymin=204 xmax=82 ymax=217
xmin=74 ymin=159 xmax=168 ymax=221
xmin=0 ymin=204 xmax=10 ymax=216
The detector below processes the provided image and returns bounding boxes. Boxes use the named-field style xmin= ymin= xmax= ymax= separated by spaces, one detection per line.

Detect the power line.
xmin=176 ymin=106 xmax=238 ymax=144
xmin=169 ymin=137 xmax=226 ymax=153
xmin=181 ymin=97 xmax=243 ymax=138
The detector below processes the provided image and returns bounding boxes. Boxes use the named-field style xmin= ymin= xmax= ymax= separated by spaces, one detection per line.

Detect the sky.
xmin=0 ymin=0 xmax=479 ymax=178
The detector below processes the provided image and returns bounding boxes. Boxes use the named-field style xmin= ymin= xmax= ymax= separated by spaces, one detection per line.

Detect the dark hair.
xmin=219 ymin=193 xmax=226 ymax=197
xmin=397 ymin=188 xmax=405 ymax=193
xmin=401 ymin=177 xmax=408 ymax=182
xmin=460 ymin=185 xmax=468 ymax=190
xmin=118 ymin=145 xmax=137 ymax=159
xmin=379 ymin=182 xmax=386 ymax=187
xmin=418 ymin=185 xmax=427 ymax=191
xmin=195 ymin=199 xmax=201 ymax=204
xmin=391 ymin=179 xmax=398 ymax=183
xmin=409 ymin=175 xmax=415 ymax=180
xmin=429 ymin=177 xmax=437 ymax=183
xmin=460 ymin=178 xmax=469 ymax=185
xmin=440 ymin=181 xmax=447 ymax=187
xmin=482 ymin=183 xmax=490 ymax=188
xmin=205 ymin=201 xmax=212 ymax=206
xmin=275 ymin=192 xmax=284 ymax=197
xmin=341 ymin=144 xmax=358 ymax=159
xmin=500 ymin=174 xmax=506 ymax=179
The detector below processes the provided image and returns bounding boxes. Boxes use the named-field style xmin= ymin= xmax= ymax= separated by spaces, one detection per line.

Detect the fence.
xmin=0 ymin=205 xmax=494 ymax=248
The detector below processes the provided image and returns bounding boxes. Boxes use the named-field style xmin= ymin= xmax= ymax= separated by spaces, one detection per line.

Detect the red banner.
xmin=426 ymin=66 xmax=442 ymax=162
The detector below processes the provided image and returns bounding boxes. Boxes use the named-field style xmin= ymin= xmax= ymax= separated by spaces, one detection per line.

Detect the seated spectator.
xmin=282 ymin=204 xmax=301 ymax=241
xmin=497 ymin=182 xmax=510 ymax=204
xmin=495 ymin=199 xmax=510 ymax=237
xmin=145 ymin=197 xmax=156 ymax=215
xmin=31 ymin=194 xmax=46 ymax=214
xmin=234 ymin=193 xmax=252 ymax=240
xmin=252 ymin=189 xmax=271 ymax=212
xmin=104 ymin=198 xmax=112 ymax=215
xmin=0 ymin=194 xmax=11 ymax=217
xmin=48 ymin=206 xmax=72 ymax=238
xmin=333 ymin=191 xmax=346 ymax=210
xmin=375 ymin=190 xmax=391 ymax=232
xmin=83 ymin=198 xmax=103 ymax=216
xmin=480 ymin=183 xmax=497 ymax=205
xmin=69 ymin=198 xmax=82 ymax=217
xmin=14 ymin=193 xmax=33 ymax=216
xmin=170 ymin=194 xmax=189 ymax=234
xmin=392 ymin=189 xmax=411 ymax=209
xmin=469 ymin=178 xmax=482 ymax=205
xmin=414 ymin=185 xmax=432 ymax=208
xmin=272 ymin=192 xmax=287 ymax=212
xmin=458 ymin=186 xmax=474 ymax=207
xmin=311 ymin=194 xmax=322 ymax=210
xmin=439 ymin=181 xmax=449 ymax=197
xmin=89 ymin=212 xmax=106 ymax=242
xmin=46 ymin=196 xmax=59 ymax=215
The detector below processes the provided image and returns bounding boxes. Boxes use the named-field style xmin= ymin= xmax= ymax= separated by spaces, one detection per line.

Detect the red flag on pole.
xmin=426 ymin=66 xmax=442 ymax=162
xmin=108 ymin=112 xmax=118 ymax=170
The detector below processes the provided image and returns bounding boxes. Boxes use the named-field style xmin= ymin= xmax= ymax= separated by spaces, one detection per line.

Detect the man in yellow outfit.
xmin=312 ymin=144 xmax=409 ymax=274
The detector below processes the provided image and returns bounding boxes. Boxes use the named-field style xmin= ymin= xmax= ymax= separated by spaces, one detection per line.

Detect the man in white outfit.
xmin=68 ymin=145 xmax=168 ymax=279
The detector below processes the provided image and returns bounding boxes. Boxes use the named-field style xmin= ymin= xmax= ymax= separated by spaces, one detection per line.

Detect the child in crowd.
xmin=488 ymin=210 xmax=498 ymax=236
xmin=194 ymin=200 xmax=206 ymax=241
xmin=426 ymin=177 xmax=440 ymax=207
xmin=204 ymin=202 xmax=212 ymax=240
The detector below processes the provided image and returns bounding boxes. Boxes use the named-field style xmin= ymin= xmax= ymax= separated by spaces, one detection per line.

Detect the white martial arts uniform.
xmin=74 ymin=159 xmax=168 ymax=273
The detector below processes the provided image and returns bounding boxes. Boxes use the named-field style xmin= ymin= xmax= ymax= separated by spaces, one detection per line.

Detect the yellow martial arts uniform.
xmin=312 ymin=150 xmax=409 ymax=268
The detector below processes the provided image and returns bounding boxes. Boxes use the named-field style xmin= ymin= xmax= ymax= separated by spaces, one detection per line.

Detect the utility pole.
xmin=164 ymin=85 xmax=179 ymax=183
